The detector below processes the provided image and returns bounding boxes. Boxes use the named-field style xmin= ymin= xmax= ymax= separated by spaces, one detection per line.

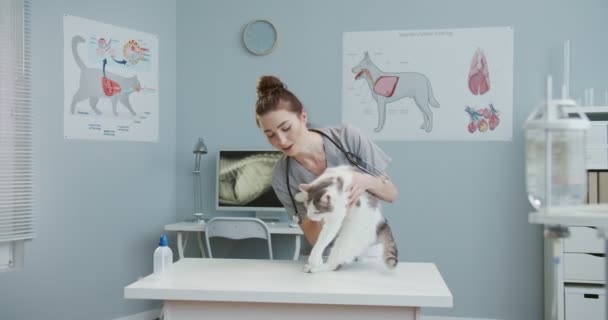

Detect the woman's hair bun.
xmin=257 ymin=75 xmax=285 ymax=98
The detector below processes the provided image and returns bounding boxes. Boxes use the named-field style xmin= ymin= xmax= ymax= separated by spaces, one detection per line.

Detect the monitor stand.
xmin=255 ymin=211 xmax=281 ymax=222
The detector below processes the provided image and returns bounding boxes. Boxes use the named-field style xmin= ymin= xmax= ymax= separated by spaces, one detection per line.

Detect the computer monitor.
xmin=215 ymin=150 xmax=285 ymax=220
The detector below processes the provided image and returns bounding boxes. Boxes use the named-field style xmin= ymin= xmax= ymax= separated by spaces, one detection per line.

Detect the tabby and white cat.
xmin=70 ymin=35 xmax=141 ymax=116
xmin=294 ymin=165 xmax=398 ymax=273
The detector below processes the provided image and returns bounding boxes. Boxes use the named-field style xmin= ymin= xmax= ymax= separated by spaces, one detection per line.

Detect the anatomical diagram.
xmin=468 ymin=48 xmax=490 ymax=96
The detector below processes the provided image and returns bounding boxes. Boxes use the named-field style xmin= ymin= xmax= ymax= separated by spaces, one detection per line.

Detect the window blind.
xmin=0 ymin=0 xmax=34 ymax=243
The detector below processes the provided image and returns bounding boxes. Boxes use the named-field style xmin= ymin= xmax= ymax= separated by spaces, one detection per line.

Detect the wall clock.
xmin=243 ymin=20 xmax=278 ymax=55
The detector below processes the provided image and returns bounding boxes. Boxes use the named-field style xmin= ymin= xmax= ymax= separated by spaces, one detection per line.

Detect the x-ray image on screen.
xmin=216 ymin=150 xmax=284 ymax=210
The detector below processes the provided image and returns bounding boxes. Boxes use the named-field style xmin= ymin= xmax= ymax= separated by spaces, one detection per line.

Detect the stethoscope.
xmin=285 ymin=128 xmax=389 ymax=223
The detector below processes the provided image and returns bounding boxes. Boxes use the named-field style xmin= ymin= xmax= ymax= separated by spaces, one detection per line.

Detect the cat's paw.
xmin=309 ymin=264 xmax=330 ymax=273
xmin=302 ymin=263 xmax=314 ymax=273
xmin=302 ymin=263 xmax=320 ymax=273
xmin=308 ymin=255 xmax=323 ymax=267
xmin=303 ymin=262 xmax=326 ymax=273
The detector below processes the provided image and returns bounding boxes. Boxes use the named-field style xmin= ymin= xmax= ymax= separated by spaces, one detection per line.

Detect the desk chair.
xmin=205 ymin=217 xmax=273 ymax=259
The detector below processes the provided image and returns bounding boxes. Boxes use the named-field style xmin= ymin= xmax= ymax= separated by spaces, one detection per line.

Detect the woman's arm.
xmin=366 ymin=174 xmax=398 ymax=202
xmin=340 ymin=125 xmax=397 ymax=206
xmin=299 ymin=219 xmax=321 ymax=245
xmin=347 ymin=171 xmax=398 ymax=207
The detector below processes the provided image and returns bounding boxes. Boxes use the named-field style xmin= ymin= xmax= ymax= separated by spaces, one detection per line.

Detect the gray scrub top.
xmin=271 ymin=124 xmax=391 ymax=221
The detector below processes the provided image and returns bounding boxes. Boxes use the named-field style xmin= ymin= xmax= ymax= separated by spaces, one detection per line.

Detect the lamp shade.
xmin=193 ymin=138 xmax=208 ymax=154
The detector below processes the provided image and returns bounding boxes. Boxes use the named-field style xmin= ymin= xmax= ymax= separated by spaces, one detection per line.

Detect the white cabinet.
xmin=565 ymin=286 xmax=605 ymax=320
xmin=563 ymin=227 xmax=605 ymax=284
xmin=545 ymin=225 xmax=606 ymax=320
xmin=543 ymin=107 xmax=608 ymax=320
xmin=564 ymin=253 xmax=605 ymax=283
xmin=564 ymin=226 xmax=604 ymax=253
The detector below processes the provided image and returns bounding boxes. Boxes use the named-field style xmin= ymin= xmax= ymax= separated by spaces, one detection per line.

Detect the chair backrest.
xmin=205 ymin=217 xmax=273 ymax=259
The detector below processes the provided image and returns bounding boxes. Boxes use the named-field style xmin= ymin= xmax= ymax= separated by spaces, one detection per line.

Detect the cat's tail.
xmin=377 ymin=220 xmax=398 ymax=269
xmin=72 ymin=35 xmax=86 ymax=70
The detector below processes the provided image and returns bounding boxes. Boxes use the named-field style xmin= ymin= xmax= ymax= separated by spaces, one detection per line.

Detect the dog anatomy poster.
xmin=64 ymin=15 xmax=158 ymax=141
xmin=343 ymin=27 xmax=513 ymax=141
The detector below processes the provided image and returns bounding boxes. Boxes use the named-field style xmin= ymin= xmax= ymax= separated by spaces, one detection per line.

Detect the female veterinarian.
xmin=253 ymin=75 xmax=398 ymax=246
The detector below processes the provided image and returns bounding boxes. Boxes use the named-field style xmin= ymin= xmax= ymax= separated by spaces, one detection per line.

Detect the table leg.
xmin=177 ymin=232 xmax=184 ymax=260
xmin=183 ymin=232 xmax=189 ymax=252
xmin=197 ymin=232 xmax=205 ymax=258
xmin=293 ymin=235 xmax=301 ymax=261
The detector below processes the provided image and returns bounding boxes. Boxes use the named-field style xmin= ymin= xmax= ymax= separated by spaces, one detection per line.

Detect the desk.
xmin=164 ymin=221 xmax=303 ymax=260
xmin=124 ymin=258 xmax=452 ymax=320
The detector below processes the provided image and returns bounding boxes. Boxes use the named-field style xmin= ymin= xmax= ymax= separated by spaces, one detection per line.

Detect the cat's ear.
xmin=294 ymin=191 xmax=307 ymax=203
xmin=298 ymin=183 xmax=311 ymax=192
xmin=296 ymin=183 xmax=312 ymax=202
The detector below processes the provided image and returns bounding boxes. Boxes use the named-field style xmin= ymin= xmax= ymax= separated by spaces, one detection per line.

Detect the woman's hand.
xmin=346 ymin=172 xmax=372 ymax=208
xmin=347 ymin=171 xmax=398 ymax=207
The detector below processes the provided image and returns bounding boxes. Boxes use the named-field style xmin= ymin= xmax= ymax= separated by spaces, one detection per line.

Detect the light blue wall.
xmin=1 ymin=1 xmax=606 ymax=319
xmin=176 ymin=1 xmax=608 ymax=319
xmin=0 ymin=0 xmax=177 ymax=319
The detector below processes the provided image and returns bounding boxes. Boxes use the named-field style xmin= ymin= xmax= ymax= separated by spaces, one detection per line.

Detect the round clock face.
xmin=243 ymin=20 xmax=277 ymax=55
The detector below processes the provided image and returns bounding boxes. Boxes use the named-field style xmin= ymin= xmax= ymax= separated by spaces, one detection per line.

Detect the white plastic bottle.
xmin=153 ymin=234 xmax=173 ymax=275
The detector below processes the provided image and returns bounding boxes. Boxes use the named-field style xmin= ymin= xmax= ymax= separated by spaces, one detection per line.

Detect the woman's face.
xmin=258 ymin=104 xmax=307 ymax=157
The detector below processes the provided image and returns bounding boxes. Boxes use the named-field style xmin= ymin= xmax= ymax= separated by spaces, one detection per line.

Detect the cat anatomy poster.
xmin=343 ymin=27 xmax=513 ymax=141
xmin=64 ymin=15 xmax=159 ymax=142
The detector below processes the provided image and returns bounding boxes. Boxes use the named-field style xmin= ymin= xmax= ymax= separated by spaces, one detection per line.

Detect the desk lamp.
xmin=193 ymin=138 xmax=207 ymax=223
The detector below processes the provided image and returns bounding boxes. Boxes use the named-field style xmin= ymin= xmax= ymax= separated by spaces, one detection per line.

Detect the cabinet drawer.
xmin=564 ymin=227 xmax=604 ymax=254
xmin=565 ymin=286 xmax=605 ymax=320
xmin=587 ymin=124 xmax=608 ymax=145
xmin=586 ymin=148 xmax=608 ymax=169
xmin=564 ymin=253 xmax=605 ymax=282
